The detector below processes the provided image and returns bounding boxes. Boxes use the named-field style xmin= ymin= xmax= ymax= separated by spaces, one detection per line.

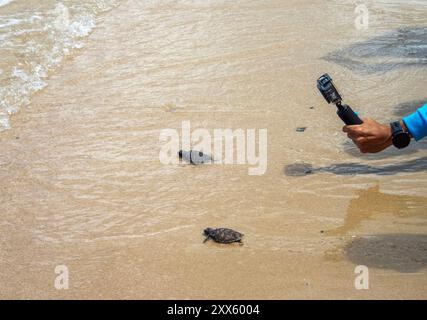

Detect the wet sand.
xmin=0 ymin=0 xmax=426 ymax=299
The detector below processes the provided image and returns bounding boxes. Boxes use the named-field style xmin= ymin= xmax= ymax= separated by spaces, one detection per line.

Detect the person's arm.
xmin=343 ymin=103 xmax=427 ymax=153
xmin=403 ymin=103 xmax=427 ymax=141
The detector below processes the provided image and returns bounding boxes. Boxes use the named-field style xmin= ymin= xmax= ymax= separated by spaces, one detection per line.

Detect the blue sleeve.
xmin=403 ymin=103 xmax=427 ymax=141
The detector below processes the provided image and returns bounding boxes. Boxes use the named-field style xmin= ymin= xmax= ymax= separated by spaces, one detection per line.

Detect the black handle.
xmin=337 ymin=104 xmax=363 ymax=125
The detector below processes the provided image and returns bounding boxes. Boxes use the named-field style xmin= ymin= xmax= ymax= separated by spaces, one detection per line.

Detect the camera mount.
xmin=317 ymin=74 xmax=363 ymax=125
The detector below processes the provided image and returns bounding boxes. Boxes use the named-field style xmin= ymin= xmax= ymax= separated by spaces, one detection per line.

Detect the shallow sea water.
xmin=0 ymin=0 xmax=426 ymax=299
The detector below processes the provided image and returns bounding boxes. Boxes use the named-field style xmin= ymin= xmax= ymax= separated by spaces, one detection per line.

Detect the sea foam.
xmin=0 ymin=0 xmax=120 ymax=130
xmin=0 ymin=0 xmax=14 ymax=8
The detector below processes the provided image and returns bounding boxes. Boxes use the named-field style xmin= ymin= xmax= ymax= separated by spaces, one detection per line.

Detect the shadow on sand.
xmin=284 ymin=157 xmax=427 ymax=176
xmin=393 ymin=98 xmax=427 ymax=119
xmin=345 ymin=234 xmax=427 ymax=273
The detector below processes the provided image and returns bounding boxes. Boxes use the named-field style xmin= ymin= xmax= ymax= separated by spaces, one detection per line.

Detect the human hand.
xmin=343 ymin=117 xmax=393 ymax=153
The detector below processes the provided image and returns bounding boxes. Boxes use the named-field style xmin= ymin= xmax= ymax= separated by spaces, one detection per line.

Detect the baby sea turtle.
xmin=178 ymin=150 xmax=212 ymax=165
xmin=203 ymin=227 xmax=244 ymax=244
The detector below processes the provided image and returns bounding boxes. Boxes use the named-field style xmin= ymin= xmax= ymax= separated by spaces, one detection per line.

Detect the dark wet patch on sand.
xmin=345 ymin=234 xmax=427 ymax=273
xmin=326 ymin=185 xmax=427 ymax=237
xmin=324 ymin=27 xmax=427 ymax=74
xmin=394 ymin=98 xmax=427 ymax=119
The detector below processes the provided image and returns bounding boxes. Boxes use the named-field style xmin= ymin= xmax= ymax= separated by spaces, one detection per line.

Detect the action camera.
xmin=317 ymin=74 xmax=363 ymax=125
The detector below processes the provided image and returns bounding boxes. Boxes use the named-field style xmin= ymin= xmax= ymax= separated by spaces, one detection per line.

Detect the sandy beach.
xmin=0 ymin=0 xmax=426 ymax=299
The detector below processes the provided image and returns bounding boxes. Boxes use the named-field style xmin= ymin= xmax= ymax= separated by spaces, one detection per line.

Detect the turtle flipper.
xmin=203 ymin=236 xmax=210 ymax=243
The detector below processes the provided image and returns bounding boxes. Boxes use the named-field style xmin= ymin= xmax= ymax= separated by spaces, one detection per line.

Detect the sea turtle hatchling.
xmin=203 ymin=227 xmax=244 ymax=245
xmin=178 ymin=150 xmax=213 ymax=165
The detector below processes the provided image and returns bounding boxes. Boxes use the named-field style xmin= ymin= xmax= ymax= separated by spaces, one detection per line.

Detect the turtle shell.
xmin=210 ymin=228 xmax=243 ymax=243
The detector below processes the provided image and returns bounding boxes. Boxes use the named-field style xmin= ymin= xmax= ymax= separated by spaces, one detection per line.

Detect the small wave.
xmin=0 ymin=0 xmax=120 ymax=130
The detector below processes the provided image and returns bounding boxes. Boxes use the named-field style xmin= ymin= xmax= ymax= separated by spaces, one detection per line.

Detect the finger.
xmin=343 ymin=117 xmax=369 ymax=133
xmin=348 ymin=136 xmax=361 ymax=147
xmin=343 ymin=124 xmax=363 ymax=133
xmin=346 ymin=127 xmax=366 ymax=139
xmin=347 ymin=132 xmax=358 ymax=140
xmin=355 ymin=137 xmax=366 ymax=144
xmin=353 ymin=141 xmax=366 ymax=153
